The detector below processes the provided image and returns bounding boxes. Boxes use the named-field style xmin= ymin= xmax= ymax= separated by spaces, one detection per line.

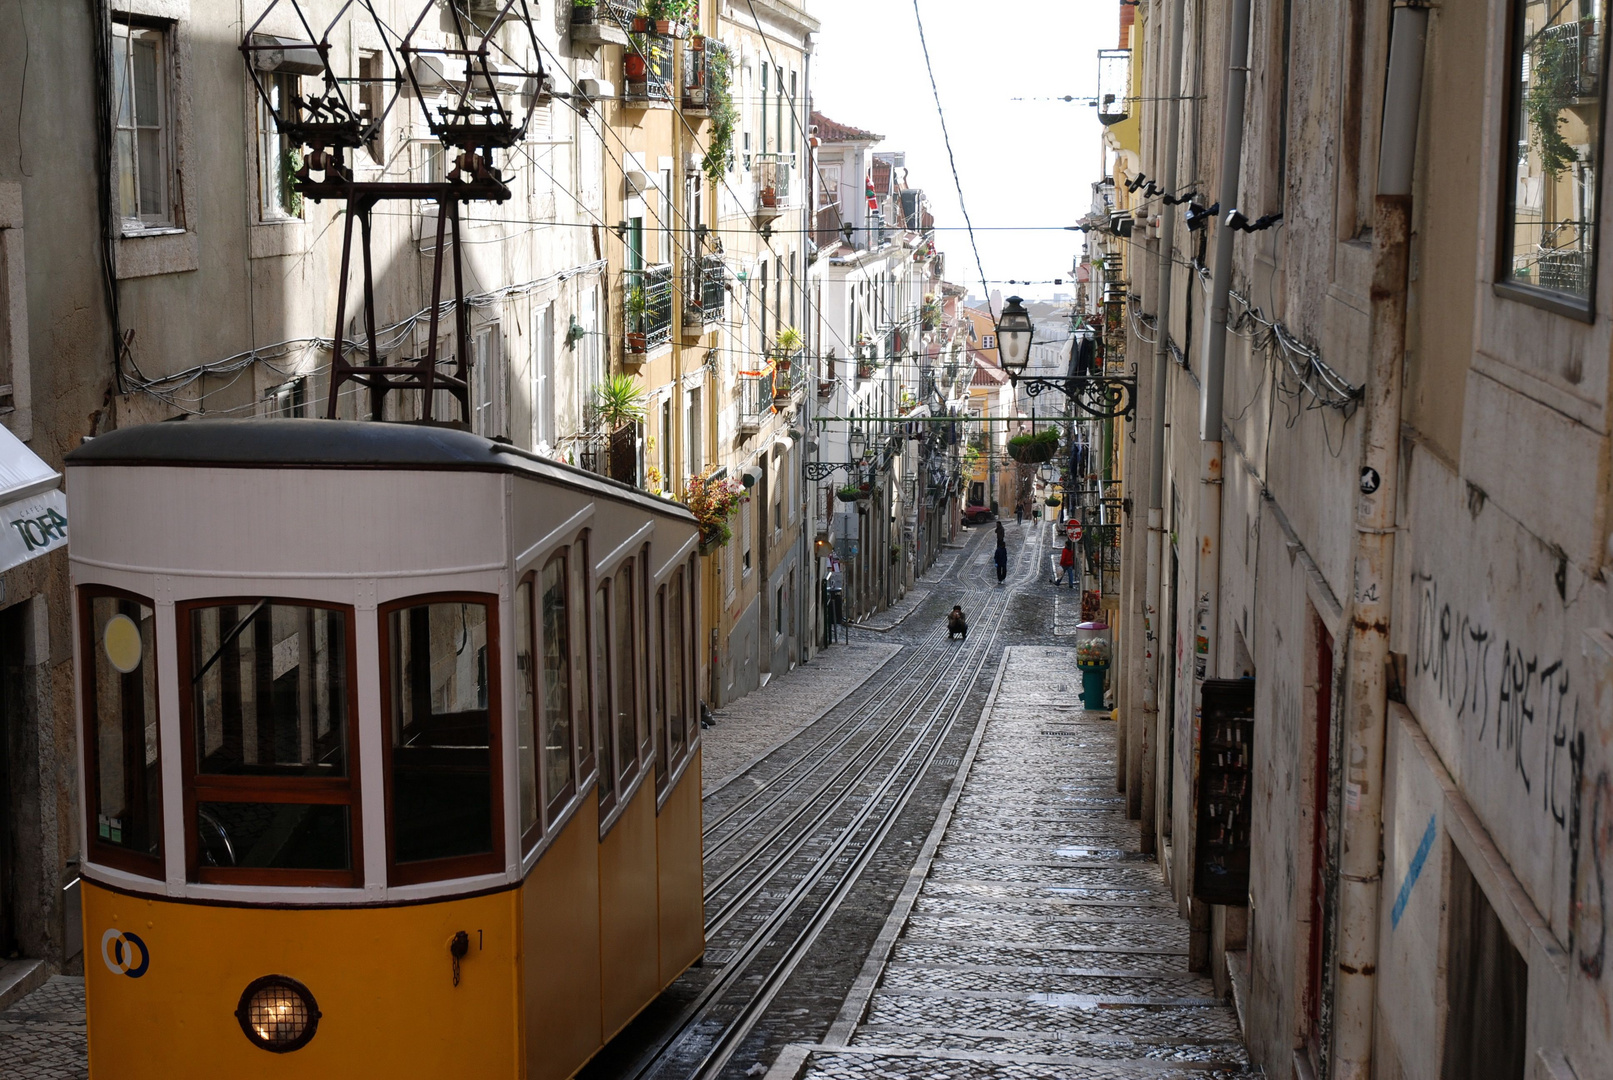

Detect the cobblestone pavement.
xmin=703 ymin=641 xmax=904 ymax=795
xmin=0 ymin=977 xmax=86 ymax=1080
xmin=767 ymin=646 xmax=1256 ymax=1080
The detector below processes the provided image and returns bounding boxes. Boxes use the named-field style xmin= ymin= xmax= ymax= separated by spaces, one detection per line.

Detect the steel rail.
xmin=610 ymin=525 xmax=1049 ymax=1080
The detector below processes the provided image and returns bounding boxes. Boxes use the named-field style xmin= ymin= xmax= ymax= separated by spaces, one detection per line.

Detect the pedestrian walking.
xmin=1015 ymin=503 xmax=1024 ymax=526
xmin=1059 ymin=539 xmax=1078 ymax=588
xmin=826 ymin=562 xmax=845 ymax=645
xmin=995 ymin=520 xmax=1006 ymax=545
xmin=994 ymin=538 xmax=1008 ymax=583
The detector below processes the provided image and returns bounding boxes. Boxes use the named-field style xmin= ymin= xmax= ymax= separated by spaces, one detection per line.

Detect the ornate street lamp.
xmin=995 ymin=296 xmax=1034 ymax=375
xmin=848 ymin=425 xmax=867 ymax=462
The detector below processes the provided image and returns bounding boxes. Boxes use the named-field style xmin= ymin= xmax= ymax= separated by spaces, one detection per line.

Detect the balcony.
xmin=683 ymin=37 xmax=727 ymax=113
xmin=753 ymin=153 xmax=794 ymax=221
xmin=1538 ymin=19 xmax=1602 ymax=101
xmin=683 ymin=253 xmax=726 ymax=327
xmin=1535 ymin=247 xmax=1590 ymax=294
xmin=738 ymin=374 xmax=770 ymax=435
xmin=623 ymin=263 xmax=673 ymax=359
xmin=624 ymin=33 xmax=674 ymax=107
xmin=570 ymin=0 xmax=635 ymax=49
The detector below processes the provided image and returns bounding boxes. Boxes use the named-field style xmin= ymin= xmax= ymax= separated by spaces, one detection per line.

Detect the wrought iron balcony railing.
xmin=624 ymin=32 xmax=674 ymax=105
xmin=684 ymin=252 xmax=725 ymax=323
xmin=754 ymin=153 xmax=793 ymax=216
xmin=624 ymin=263 xmax=673 ymax=354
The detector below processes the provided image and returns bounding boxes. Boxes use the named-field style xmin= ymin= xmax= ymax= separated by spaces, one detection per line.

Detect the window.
xmin=181 ymin=600 xmax=358 ymax=884
xmin=533 ymin=302 xmax=555 ymax=452
xmin=358 ymin=50 xmax=384 ymax=164
xmin=686 ymin=387 xmax=703 ymax=475
xmin=258 ymin=72 xmax=303 ymax=220
xmin=573 ymin=538 xmax=595 ymax=781
xmin=472 ymin=324 xmax=506 ymax=439
xmin=654 ymin=586 xmax=669 ymax=789
xmin=539 ymin=553 xmax=576 ymax=817
xmin=82 ymin=590 xmax=162 ymax=877
xmin=516 ymin=578 xmax=539 ymax=844
xmin=1500 ymin=1 xmax=1606 ymax=312
xmin=381 ymin=596 xmax=502 ymax=883
xmin=820 ymin=164 xmax=841 ymax=208
xmin=982 ymin=334 xmax=996 ymax=350
xmin=613 ymin=564 xmax=639 ymax=785
xmin=111 ymin=19 xmax=175 ymax=229
xmin=661 ymin=168 xmax=675 ymax=264
xmin=266 ymin=377 xmax=307 ymax=417
xmin=741 ymin=498 xmax=753 ymax=576
xmin=594 ymin=581 xmax=615 ymax=808
xmin=1442 ymin=846 xmax=1529 ymax=1080
xmin=670 ymin=569 xmax=690 ymax=753
xmin=660 ymin=398 xmax=673 ymax=490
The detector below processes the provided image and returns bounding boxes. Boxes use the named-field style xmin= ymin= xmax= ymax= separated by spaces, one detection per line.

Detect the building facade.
xmin=1112 ymin=0 xmax=1613 ymax=1076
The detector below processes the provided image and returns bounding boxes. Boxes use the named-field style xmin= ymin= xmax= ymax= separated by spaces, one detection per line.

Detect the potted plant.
xmin=1045 ymin=495 xmax=1062 ymax=508
xmin=625 ymin=34 xmax=650 ymax=80
xmin=702 ymin=45 xmax=736 ymax=183
xmin=836 ymin=484 xmax=861 ymax=504
xmin=571 ymin=0 xmax=597 ymax=23
xmin=774 ymin=324 xmax=803 ymax=357
xmin=855 ymin=482 xmax=873 ymax=501
xmin=1007 ymin=427 xmax=1059 ymax=464
xmin=624 ymin=284 xmax=649 ymax=353
xmin=594 ymin=372 xmax=646 ymax=435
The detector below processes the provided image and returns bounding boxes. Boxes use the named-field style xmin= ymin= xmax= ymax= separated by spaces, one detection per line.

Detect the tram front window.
xmin=83 ymin=591 xmax=162 ymax=876
xmin=182 ymin=601 xmax=358 ymax=882
xmin=384 ymin=597 xmax=502 ymax=880
xmin=540 ymin=554 xmax=576 ymax=816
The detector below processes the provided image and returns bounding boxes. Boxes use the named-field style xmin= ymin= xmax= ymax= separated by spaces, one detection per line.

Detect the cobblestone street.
xmin=0 ymin=978 xmax=85 ymax=1080
xmin=767 ymin=646 xmax=1254 ymax=1080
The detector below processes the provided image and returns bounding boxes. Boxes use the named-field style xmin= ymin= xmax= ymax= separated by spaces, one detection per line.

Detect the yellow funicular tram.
xmin=68 ymin=420 xmax=704 ymax=1077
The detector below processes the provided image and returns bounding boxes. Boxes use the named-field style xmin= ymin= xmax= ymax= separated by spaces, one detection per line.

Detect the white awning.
xmin=0 ymin=425 xmax=65 ymax=573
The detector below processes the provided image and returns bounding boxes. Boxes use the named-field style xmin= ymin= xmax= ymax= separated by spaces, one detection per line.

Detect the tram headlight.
xmin=235 ymin=975 xmax=321 ymax=1053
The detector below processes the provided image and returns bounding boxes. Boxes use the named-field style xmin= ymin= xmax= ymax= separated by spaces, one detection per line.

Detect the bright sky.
xmin=807 ymin=0 xmax=1114 ymax=302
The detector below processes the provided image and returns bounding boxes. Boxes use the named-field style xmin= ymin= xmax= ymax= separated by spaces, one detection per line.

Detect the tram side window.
xmin=384 ymin=597 xmax=503 ymax=882
xmin=614 ymin=564 xmax=639 ymax=786
xmin=654 ymin=586 xmax=670 ymax=790
xmin=541 ymin=553 xmax=576 ymax=817
xmin=595 ymin=581 xmax=614 ymax=809
xmin=83 ymin=591 xmax=162 ymax=876
xmin=671 ymin=568 xmax=689 ymax=754
xmin=184 ymin=601 xmax=357 ymax=882
xmin=573 ymin=538 xmax=594 ymax=781
xmin=515 ymin=578 xmax=540 ymax=845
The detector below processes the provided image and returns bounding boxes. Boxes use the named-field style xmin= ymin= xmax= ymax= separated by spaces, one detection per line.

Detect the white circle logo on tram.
xmin=101 ymin=929 xmax=149 ymax=978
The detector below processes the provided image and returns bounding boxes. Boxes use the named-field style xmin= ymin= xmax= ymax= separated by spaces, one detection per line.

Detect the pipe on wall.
xmin=1332 ymin=4 xmax=1428 ymax=1077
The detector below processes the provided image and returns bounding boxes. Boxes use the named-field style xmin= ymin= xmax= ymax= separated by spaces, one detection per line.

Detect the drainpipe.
xmin=1141 ymin=0 xmax=1187 ymax=857
xmin=1333 ymin=5 xmax=1427 ymax=1077
xmin=1187 ymin=0 xmax=1252 ymax=926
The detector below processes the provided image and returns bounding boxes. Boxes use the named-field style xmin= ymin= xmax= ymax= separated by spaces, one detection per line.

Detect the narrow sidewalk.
xmin=770 ymin=645 xmax=1254 ymax=1079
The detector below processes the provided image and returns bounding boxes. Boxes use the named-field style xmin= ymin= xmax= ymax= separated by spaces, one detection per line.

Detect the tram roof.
xmin=66 ymin=419 xmax=694 ymax=519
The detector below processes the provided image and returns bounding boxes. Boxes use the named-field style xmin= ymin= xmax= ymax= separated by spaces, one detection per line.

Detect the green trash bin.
xmin=1080 ymin=664 xmax=1108 ymax=709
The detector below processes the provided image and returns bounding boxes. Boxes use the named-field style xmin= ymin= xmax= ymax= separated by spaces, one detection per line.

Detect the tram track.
xmin=600 ymin=524 xmax=1050 ymax=1080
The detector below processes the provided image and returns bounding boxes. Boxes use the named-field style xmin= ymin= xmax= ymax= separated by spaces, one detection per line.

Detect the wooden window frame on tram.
xmin=78 ymin=585 xmax=165 ymax=881
xmin=516 ymin=549 xmax=584 ymax=858
xmin=377 ymin=591 xmax=506 ymax=887
xmin=174 ymin=596 xmax=365 ymax=889
xmin=597 ymin=554 xmax=654 ymax=838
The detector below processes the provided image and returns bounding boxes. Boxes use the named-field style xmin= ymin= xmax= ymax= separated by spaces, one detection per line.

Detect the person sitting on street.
xmin=948 ymin=605 xmax=968 ymax=640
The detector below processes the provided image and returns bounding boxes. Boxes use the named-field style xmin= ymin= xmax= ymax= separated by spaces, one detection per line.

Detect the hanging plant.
xmin=836 ymin=484 xmax=861 ymax=503
xmin=1007 ymin=427 xmax=1060 ymax=464
xmin=702 ymin=44 xmax=736 ymax=184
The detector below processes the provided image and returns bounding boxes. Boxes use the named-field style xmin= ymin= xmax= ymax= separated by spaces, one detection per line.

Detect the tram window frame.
xmin=684 ymin=558 xmax=699 ymax=751
xmin=654 ymin=584 xmax=670 ymax=793
xmin=573 ymin=535 xmax=596 ymax=785
xmin=378 ymin=593 xmax=505 ymax=886
xmin=613 ymin=562 xmax=641 ymax=788
xmin=538 ymin=551 xmax=577 ymax=823
xmin=79 ymin=587 xmax=164 ymax=880
xmin=670 ymin=566 xmax=691 ymax=757
xmin=594 ymin=578 xmax=616 ymax=819
xmin=637 ymin=551 xmax=653 ymax=763
xmin=515 ymin=575 xmax=542 ymax=851
xmin=176 ymin=597 xmax=363 ymax=888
